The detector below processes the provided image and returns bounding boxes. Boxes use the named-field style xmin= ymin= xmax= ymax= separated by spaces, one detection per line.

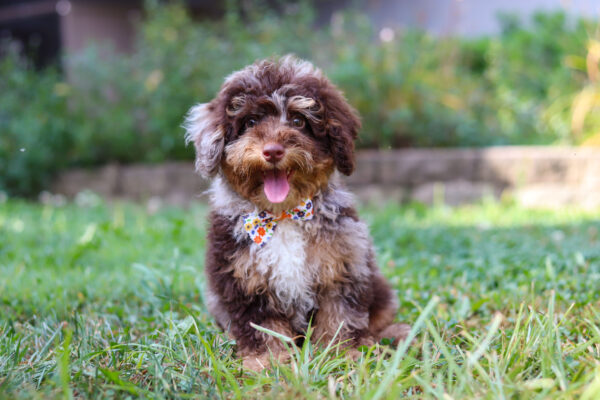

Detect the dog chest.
xmin=252 ymin=220 xmax=315 ymax=316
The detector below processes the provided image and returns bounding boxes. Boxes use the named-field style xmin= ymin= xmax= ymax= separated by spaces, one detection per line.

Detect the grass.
xmin=1 ymin=195 xmax=599 ymax=399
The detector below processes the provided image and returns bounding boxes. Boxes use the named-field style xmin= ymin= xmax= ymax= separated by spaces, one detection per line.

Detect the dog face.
xmin=185 ymin=56 xmax=360 ymax=212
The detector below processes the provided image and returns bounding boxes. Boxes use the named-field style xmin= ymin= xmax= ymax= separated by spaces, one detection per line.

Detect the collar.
xmin=241 ymin=198 xmax=314 ymax=247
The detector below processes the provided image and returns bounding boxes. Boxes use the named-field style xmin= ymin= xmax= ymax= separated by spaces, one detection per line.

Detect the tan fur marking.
xmin=311 ymin=296 xmax=370 ymax=345
xmin=307 ymin=217 xmax=372 ymax=287
xmin=226 ymin=95 xmax=246 ymax=116
xmin=288 ymin=95 xmax=323 ymax=123
xmin=221 ymin=116 xmax=333 ymax=215
xmin=230 ymin=247 xmax=269 ymax=295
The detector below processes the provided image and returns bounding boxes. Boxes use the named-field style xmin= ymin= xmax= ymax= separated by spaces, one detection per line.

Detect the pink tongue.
xmin=263 ymin=169 xmax=290 ymax=203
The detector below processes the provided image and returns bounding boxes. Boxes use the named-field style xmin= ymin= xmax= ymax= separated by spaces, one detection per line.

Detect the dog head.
xmin=184 ymin=55 xmax=360 ymax=212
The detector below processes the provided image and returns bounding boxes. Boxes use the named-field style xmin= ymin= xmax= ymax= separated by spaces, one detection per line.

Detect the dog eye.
xmin=245 ymin=118 xmax=257 ymax=129
xmin=291 ymin=117 xmax=305 ymax=128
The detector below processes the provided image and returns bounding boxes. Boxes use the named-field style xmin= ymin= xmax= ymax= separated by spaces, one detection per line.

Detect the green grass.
xmin=1 ymin=197 xmax=599 ymax=399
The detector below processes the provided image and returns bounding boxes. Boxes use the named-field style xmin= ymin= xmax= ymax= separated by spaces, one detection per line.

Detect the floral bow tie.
xmin=242 ymin=199 xmax=314 ymax=247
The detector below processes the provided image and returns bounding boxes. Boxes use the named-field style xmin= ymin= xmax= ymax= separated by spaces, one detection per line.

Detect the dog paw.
xmin=242 ymin=350 xmax=291 ymax=372
xmin=377 ymin=323 xmax=412 ymax=346
xmin=242 ymin=354 xmax=269 ymax=371
xmin=345 ymin=348 xmax=364 ymax=361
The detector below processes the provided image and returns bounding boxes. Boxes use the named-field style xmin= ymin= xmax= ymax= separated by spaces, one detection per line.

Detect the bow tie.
xmin=242 ymin=199 xmax=314 ymax=247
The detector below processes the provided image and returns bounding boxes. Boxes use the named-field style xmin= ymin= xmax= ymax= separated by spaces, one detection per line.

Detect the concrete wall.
xmin=51 ymin=147 xmax=600 ymax=208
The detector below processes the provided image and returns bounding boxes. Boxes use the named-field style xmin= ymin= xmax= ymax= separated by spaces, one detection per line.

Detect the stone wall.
xmin=52 ymin=147 xmax=600 ymax=208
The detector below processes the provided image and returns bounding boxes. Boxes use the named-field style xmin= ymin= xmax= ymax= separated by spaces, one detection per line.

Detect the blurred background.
xmin=1 ymin=0 xmax=599 ymax=205
xmin=4 ymin=4 xmax=600 ymax=397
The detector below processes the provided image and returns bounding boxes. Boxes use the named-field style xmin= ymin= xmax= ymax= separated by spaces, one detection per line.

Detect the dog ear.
xmin=322 ymin=87 xmax=361 ymax=176
xmin=184 ymin=103 xmax=225 ymax=178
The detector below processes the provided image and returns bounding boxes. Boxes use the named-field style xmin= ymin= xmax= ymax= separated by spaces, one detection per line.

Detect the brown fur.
xmin=186 ymin=56 xmax=409 ymax=370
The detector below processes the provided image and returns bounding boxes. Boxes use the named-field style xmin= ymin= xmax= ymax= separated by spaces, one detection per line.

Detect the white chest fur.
xmin=250 ymin=220 xmax=315 ymax=326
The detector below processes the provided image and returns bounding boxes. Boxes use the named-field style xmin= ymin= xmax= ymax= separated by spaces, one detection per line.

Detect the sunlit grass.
xmin=1 ymin=198 xmax=599 ymax=398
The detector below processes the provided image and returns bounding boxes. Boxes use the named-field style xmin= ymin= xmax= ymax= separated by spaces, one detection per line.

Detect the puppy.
xmin=185 ymin=55 xmax=409 ymax=370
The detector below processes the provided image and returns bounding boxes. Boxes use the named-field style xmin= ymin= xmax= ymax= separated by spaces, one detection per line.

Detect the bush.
xmin=0 ymin=1 xmax=598 ymax=196
xmin=0 ymin=45 xmax=72 ymax=197
xmin=62 ymin=3 xmax=600 ymax=151
xmin=64 ymin=1 xmax=324 ymax=165
xmin=326 ymin=11 xmax=594 ymax=147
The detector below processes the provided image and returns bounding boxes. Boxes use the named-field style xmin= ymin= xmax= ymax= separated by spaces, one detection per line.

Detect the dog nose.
xmin=262 ymin=143 xmax=285 ymax=163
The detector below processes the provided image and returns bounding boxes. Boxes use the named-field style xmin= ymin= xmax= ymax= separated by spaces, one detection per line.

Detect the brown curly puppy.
xmin=185 ymin=55 xmax=409 ymax=370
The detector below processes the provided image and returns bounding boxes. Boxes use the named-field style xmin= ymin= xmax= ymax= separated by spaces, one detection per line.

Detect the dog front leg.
xmin=232 ymin=316 xmax=296 ymax=371
xmin=311 ymin=293 xmax=374 ymax=352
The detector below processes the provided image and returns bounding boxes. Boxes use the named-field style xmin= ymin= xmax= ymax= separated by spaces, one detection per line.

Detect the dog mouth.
xmin=263 ymin=168 xmax=293 ymax=203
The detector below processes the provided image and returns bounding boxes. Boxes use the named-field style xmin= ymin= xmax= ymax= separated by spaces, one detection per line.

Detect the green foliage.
xmin=1 ymin=200 xmax=599 ymax=398
xmin=570 ymin=37 xmax=600 ymax=144
xmin=0 ymin=46 xmax=72 ymax=197
xmin=0 ymin=2 xmax=599 ymax=196
xmin=64 ymin=0 xmax=323 ymax=165
xmin=330 ymin=11 xmax=594 ymax=147
xmin=475 ymin=12 xmax=592 ymax=145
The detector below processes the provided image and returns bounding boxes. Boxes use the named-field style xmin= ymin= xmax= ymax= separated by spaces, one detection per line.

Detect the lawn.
xmin=1 ymin=197 xmax=599 ymax=399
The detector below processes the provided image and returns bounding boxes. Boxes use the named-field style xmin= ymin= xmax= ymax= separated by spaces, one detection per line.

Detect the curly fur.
xmin=185 ymin=55 xmax=409 ymax=370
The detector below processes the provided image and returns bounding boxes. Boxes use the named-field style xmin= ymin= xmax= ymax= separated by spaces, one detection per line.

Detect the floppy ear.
xmin=184 ymin=103 xmax=225 ymax=178
xmin=323 ymin=87 xmax=361 ymax=176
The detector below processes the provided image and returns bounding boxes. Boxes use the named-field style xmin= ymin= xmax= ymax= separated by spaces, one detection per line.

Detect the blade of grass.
xmin=371 ymin=296 xmax=440 ymax=400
